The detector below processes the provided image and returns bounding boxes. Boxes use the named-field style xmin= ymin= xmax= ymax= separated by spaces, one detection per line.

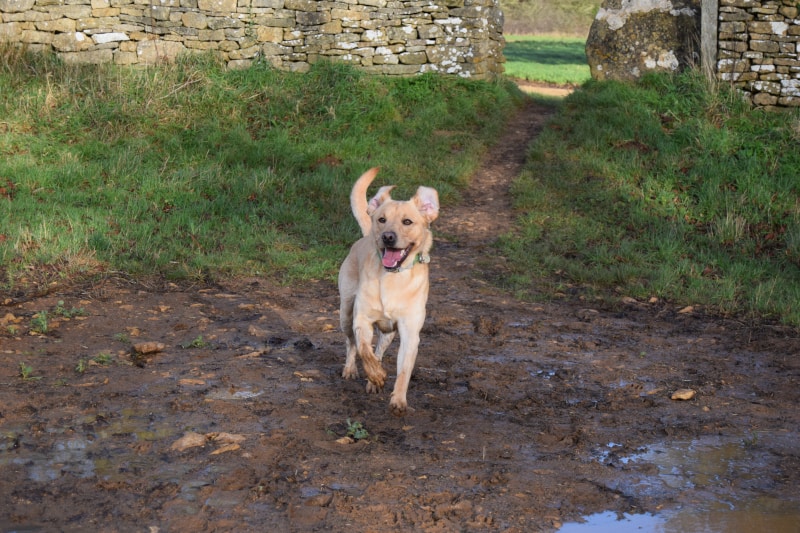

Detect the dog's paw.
xmin=389 ymin=399 xmax=413 ymax=417
xmin=342 ymin=366 xmax=359 ymax=380
xmin=365 ymin=380 xmax=384 ymax=394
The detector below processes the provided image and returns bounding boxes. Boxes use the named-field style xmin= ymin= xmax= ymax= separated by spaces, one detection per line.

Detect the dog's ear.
xmin=414 ymin=186 xmax=439 ymax=223
xmin=367 ymin=186 xmax=395 ymax=215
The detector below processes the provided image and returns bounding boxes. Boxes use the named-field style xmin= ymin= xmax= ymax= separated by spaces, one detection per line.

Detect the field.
xmin=2 ymin=101 xmax=799 ymax=531
xmin=2 ymin=31 xmax=800 ymax=532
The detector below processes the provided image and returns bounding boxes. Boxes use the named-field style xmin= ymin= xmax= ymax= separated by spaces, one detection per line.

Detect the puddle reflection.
xmin=567 ymin=435 xmax=800 ymax=532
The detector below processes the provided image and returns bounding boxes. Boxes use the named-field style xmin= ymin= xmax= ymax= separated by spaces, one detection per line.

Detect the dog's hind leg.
xmin=340 ymin=294 xmax=359 ymax=379
xmin=374 ymin=320 xmax=396 ymax=362
xmin=374 ymin=331 xmax=395 ymax=362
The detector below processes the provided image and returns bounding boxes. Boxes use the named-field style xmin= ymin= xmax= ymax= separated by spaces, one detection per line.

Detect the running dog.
xmin=338 ymin=167 xmax=439 ymax=416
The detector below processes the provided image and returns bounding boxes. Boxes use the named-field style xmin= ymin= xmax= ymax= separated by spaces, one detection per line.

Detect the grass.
xmin=504 ymin=35 xmax=591 ymax=86
xmin=0 ymin=46 xmax=523 ymax=292
xmin=500 ymin=70 xmax=800 ymax=327
xmin=3 ymin=44 xmax=800 ymax=329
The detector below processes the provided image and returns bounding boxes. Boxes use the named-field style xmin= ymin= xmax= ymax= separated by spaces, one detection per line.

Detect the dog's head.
xmin=366 ymin=185 xmax=439 ymax=271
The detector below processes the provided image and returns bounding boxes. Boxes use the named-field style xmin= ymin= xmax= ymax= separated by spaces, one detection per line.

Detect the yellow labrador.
xmin=338 ymin=168 xmax=439 ymax=416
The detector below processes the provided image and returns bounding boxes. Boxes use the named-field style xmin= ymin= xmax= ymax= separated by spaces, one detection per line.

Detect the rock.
xmin=671 ymin=388 xmax=696 ymax=400
xmin=586 ymin=0 xmax=701 ymax=82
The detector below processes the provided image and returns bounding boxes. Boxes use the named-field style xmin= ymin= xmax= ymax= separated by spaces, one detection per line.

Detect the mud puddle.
xmin=561 ymin=434 xmax=800 ymax=532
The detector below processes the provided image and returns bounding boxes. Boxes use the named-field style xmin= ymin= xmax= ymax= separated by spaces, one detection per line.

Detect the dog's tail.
xmin=351 ymin=167 xmax=394 ymax=237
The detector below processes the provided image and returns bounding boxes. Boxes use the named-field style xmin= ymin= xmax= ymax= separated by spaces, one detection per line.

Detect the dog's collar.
xmin=378 ymin=250 xmax=430 ymax=273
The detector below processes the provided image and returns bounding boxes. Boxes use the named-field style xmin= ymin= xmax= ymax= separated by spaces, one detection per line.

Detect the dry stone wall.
xmin=0 ymin=0 xmax=504 ymax=78
xmin=717 ymin=0 xmax=800 ymax=106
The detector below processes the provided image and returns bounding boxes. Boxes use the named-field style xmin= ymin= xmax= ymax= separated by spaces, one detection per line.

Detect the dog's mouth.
xmin=381 ymin=245 xmax=413 ymax=270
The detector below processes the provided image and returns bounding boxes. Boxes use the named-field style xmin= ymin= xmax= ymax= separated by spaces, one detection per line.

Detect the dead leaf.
xmin=179 ymin=378 xmax=206 ymax=386
xmin=336 ymin=436 xmax=354 ymax=445
xmin=207 ymin=432 xmax=246 ymax=445
xmin=170 ymin=432 xmax=206 ymax=451
xmin=678 ymin=306 xmax=694 ymax=314
xmin=210 ymin=443 xmax=241 ymax=455
xmin=132 ymin=342 xmax=165 ymax=354
xmin=1 ymin=313 xmax=22 ymax=325
xmin=671 ymin=388 xmax=696 ymax=401
xmin=236 ymin=350 xmax=265 ymax=359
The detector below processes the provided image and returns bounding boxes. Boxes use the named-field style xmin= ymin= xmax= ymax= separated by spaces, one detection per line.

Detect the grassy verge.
xmin=500 ymin=70 xmax=800 ymax=327
xmin=0 ymin=47 xmax=523 ymax=292
xmin=503 ymin=35 xmax=591 ymax=87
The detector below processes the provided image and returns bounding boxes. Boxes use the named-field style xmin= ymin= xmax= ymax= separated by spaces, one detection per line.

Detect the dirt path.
xmin=1 ymin=101 xmax=799 ymax=532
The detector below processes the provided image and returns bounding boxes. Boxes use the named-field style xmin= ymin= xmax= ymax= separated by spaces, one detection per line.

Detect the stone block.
xmin=35 ymin=18 xmax=77 ymax=32
xmin=251 ymin=0 xmax=283 ymax=7
xmin=284 ymin=0 xmax=315 ymax=11
xmin=22 ymin=29 xmax=54 ymax=44
xmin=114 ymin=50 xmax=138 ymax=63
xmin=93 ymin=7 xmax=121 ymax=16
xmin=398 ymin=50 xmax=425 ymax=64
xmin=51 ymin=5 xmax=93 ymax=19
xmin=182 ymin=12 xmax=208 ymax=28
xmin=60 ymin=48 xmax=113 ymax=63
xmin=750 ymin=40 xmax=780 ymax=53
xmin=93 ymin=32 xmax=130 ymax=44
xmin=0 ymin=22 xmax=23 ymax=40
xmin=321 ymin=20 xmax=341 ymax=33
xmin=137 ymin=38 xmax=186 ymax=63
xmin=0 ymin=0 xmax=35 ymax=13
xmin=255 ymin=25 xmax=282 ymax=41
xmin=297 ymin=11 xmax=330 ymax=25
xmin=198 ymin=0 xmax=236 ymax=13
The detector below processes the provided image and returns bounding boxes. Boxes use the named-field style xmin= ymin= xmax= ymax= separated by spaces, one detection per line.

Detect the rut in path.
xmin=432 ymin=100 xmax=554 ymax=286
xmin=438 ymin=100 xmax=553 ymax=245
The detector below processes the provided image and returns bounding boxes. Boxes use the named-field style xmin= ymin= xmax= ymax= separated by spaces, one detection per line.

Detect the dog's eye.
xmin=402 ymin=219 xmax=413 ymax=226
xmin=378 ymin=217 xmax=386 ymax=224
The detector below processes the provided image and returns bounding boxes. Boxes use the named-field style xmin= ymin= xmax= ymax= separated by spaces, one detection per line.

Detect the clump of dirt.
xmin=1 ymin=102 xmax=799 ymax=532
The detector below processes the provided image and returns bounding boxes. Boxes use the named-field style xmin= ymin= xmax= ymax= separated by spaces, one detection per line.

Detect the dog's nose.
xmin=382 ymin=232 xmax=397 ymax=247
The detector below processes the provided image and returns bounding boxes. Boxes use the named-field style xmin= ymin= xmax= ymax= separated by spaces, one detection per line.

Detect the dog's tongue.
xmin=382 ymin=248 xmax=405 ymax=268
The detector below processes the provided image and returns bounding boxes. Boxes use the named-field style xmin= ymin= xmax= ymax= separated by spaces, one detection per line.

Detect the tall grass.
xmin=501 ymin=70 xmax=800 ymax=326
xmin=0 ymin=46 xmax=523 ymax=291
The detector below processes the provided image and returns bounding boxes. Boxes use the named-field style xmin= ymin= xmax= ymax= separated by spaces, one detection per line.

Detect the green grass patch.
xmin=0 ymin=46 xmax=523 ymax=291
xmin=501 ymin=70 xmax=800 ymax=327
xmin=504 ymin=35 xmax=591 ymax=87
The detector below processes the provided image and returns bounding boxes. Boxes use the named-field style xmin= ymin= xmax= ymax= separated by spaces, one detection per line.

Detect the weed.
xmin=53 ymin=300 xmax=86 ymax=318
xmin=29 ymin=312 xmax=48 ymax=334
xmin=345 ymin=419 xmax=369 ymax=441
xmin=113 ymin=332 xmax=130 ymax=343
xmin=93 ymin=353 xmax=113 ymax=365
xmin=181 ymin=335 xmax=209 ymax=349
xmin=18 ymin=362 xmax=41 ymax=381
xmin=76 ymin=358 xmax=88 ymax=373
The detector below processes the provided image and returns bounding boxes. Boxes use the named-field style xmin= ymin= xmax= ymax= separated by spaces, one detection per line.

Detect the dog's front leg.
xmin=354 ymin=318 xmax=387 ymax=392
xmin=389 ymin=317 xmax=424 ymax=417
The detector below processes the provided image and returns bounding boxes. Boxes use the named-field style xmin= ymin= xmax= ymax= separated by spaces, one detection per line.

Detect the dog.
xmin=338 ymin=167 xmax=439 ymax=416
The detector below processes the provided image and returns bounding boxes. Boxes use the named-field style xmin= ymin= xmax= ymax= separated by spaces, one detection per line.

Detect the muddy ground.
xmin=2 ymin=101 xmax=800 ymax=532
